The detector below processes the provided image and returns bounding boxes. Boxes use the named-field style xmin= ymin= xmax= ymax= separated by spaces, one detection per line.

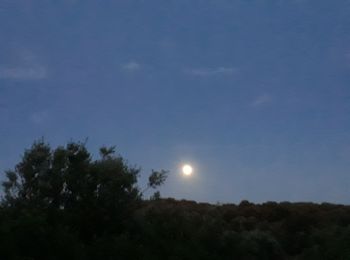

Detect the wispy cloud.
xmin=185 ymin=67 xmax=237 ymax=77
xmin=251 ymin=94 xmax=272 ymax=107
xmin=0 ymin=50 xmax=48 ymax=80
xmin=64 ymin=0 xmax=80 ymax=4
xmin=30 ymin=111 xmax=49 ymax=124
xmin=0 ymin=66 xmax=47 ymax=80
xmin=121 ymin=61 xmax=141 ymax=72
xmin=346 ymin=50 xmax=350 ymax=60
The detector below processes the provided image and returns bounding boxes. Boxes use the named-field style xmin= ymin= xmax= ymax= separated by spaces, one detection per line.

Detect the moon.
xmin=182 ymin=164 xmax=193 ymax=176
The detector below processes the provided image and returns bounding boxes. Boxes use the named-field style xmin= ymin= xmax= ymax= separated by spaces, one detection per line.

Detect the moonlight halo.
xmin=182 ymin=164 xmax=193 ymax=176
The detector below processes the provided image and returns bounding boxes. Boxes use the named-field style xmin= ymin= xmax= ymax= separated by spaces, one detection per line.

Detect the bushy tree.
xmin=2 ymin=141 xmax=141 ymax=209
xmin=3 ymin=139 xmax=350 ymax=259
xmin=0 ymin=140 xmax=167 ymax=259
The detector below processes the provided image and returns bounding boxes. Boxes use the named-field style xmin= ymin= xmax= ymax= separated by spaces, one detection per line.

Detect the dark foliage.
xmin=1 ymin=141 xmax=350 ymax=259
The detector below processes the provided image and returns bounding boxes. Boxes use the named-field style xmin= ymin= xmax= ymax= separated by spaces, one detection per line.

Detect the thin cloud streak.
xmin=251 ymin=94 xmax=272 ymax=107
xmin=0 ymin=66 xmax=47 ymax=80
xmin=185 ymin=67 xmax=238 ymax=76
xmin=121 ymin=61 xmax=141 ymax=72
xmin=30 ymin=111 xmax=49 ymax=124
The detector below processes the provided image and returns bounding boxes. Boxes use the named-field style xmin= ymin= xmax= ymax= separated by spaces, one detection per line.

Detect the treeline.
xmin=135 ymin=199 xmax=350 ymax=259
xmin=1 ymin=140 xmax=350 ymax=259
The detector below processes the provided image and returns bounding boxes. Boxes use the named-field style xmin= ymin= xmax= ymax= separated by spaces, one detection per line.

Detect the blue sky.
xmin=1 ymin=0 xmax=350 ymax=204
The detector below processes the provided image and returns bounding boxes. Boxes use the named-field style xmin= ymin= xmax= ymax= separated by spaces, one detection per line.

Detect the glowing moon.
xmin=182 ymin=164 xmax=193 ymax=176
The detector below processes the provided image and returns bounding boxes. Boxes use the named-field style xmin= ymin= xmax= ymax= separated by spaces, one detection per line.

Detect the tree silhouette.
xmin=1 ymin=140 xmax=168 ymax=247
xmin=2 ymin=139 xmax=350 ymax=259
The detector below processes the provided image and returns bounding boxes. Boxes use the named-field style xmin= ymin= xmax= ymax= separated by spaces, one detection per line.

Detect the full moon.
xmin=182 ymin=164 xmax=193 ymax=176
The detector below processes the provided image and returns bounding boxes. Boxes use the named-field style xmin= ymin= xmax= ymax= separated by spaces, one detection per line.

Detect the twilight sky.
xmin=1 ymin=0 xmax=350 ymax=204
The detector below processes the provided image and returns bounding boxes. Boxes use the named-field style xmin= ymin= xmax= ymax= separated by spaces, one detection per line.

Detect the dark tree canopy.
xmin=0 ymin=140 xmax=167 ymax=259
xmin=1 ymin=140 xmax=350 ymax=260
xmin=2 ymin=140 xmax=141 ymax=212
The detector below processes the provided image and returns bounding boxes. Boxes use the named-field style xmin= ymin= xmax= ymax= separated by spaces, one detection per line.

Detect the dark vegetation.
xmin=1 ymin=140 xmax=350 ymax=259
